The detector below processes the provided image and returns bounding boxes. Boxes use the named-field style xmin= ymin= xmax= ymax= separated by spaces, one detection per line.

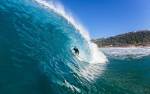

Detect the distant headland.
xmin=92 ymin=30 xmax=150 ymax=47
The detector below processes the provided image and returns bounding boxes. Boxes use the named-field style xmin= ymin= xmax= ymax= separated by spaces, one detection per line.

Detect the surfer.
xmin=73 ymin=47 xmax=79 ymax=55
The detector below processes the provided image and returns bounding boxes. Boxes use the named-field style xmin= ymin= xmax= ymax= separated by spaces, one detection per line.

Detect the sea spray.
xmin=0 ymin=0 xmax=149 ymax=94
xmin=0 ymin=0 xmax=108 ymax=93
xmin=35 ymin=0 xmax=107 ymax=64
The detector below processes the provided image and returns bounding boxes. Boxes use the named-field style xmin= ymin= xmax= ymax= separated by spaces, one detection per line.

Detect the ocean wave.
xmin=0 ymin=0 xmax=107 ymax=93
xmin=34 ymin=0 xmax=107 ymax=64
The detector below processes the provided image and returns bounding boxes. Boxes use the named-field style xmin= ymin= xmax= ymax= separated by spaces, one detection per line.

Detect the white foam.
xmin=101 ymin=47 xmax=150 ymax=59
xmin=89 ymin=43 xmax=108 ymax=63
xmin=34 ymin=0 xmax=107 ymax=64
xmin=79 ymin=64 xmax=105 ymax=81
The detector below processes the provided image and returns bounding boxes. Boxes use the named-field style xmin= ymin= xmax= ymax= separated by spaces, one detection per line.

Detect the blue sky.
xmin=59 ymin=0 xmax=150 ymax=38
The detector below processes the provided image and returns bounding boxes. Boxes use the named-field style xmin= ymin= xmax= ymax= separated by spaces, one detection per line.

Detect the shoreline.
xmin=99 ymin=45 xmax=150 ymax=48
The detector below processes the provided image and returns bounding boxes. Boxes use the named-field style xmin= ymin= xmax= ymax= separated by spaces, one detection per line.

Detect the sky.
xmin=59 ymin=0 xmax=150 ymax=38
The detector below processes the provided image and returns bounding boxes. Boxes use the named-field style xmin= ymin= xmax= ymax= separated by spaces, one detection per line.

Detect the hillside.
xmin=92 ymin=30 xmax=150 ymax=47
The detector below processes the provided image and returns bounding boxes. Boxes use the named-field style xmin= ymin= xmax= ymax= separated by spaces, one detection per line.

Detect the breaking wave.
xmin=0 ymin=0 xmax=107 ymax=93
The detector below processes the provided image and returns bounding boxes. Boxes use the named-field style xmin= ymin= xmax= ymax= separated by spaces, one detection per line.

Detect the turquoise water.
xmin=100 ymin=48 xmax=150 ymax=94
xmin=0 ymin=0 xmax=150 ymax=94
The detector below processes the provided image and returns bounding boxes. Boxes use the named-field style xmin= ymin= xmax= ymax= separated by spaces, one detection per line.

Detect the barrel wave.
xmin=0 ymin=0 xmax=107 ymax=94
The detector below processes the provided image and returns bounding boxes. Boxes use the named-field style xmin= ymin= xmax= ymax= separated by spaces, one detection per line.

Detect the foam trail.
xmin=80 ymin=64 xmax=105 ymax=81
xmin=35 ymin=0 xmax=107 ymax=64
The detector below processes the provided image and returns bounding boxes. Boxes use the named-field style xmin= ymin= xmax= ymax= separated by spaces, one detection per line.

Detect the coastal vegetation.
xmin=92 ymin=30 xmax=150 ymax=47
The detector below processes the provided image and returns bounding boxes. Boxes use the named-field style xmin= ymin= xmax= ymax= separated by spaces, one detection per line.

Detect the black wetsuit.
xmin=73 ymin=47 xmax=79 ymax=55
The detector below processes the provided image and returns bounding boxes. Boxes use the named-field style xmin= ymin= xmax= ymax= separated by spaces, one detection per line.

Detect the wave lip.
xmin=0 ymin=0 xmax=108 ymax=93
xmin=35 ymin=0 xmax=107 ymax=64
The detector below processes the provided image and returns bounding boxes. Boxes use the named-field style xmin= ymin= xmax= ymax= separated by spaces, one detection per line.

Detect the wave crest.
xmin=35 ymin=0 xmax=107 ymax=64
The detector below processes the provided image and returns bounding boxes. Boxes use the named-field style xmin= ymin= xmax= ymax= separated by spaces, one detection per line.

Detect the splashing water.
xmin=35 ymin=0 xmax=107 ymax=64
xmin=0 ymin=0 xmax=150 ymax=94
xmin=0 ymin=0 xmax=107 ymax=94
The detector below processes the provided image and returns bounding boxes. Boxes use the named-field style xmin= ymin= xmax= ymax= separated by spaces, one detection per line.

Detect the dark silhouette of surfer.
xmin=73 ymin=47 xmax=79 ymax=55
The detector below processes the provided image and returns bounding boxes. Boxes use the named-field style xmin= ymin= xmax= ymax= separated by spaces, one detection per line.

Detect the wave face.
xmin=0 ymin=0 xmax=107 ymax=94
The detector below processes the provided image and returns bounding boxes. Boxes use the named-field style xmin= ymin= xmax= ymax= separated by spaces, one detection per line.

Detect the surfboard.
xmin=71 ymin=48 xmax=89 ymax=62
xmin=71 ymin=49 xmax=82 ymax=61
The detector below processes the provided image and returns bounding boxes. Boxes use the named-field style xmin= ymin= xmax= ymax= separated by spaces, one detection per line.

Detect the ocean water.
xmin=0 ymin=0 xmax=150 ymax=94
xmin=100 ymin=48 xmax=150 ymax=94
